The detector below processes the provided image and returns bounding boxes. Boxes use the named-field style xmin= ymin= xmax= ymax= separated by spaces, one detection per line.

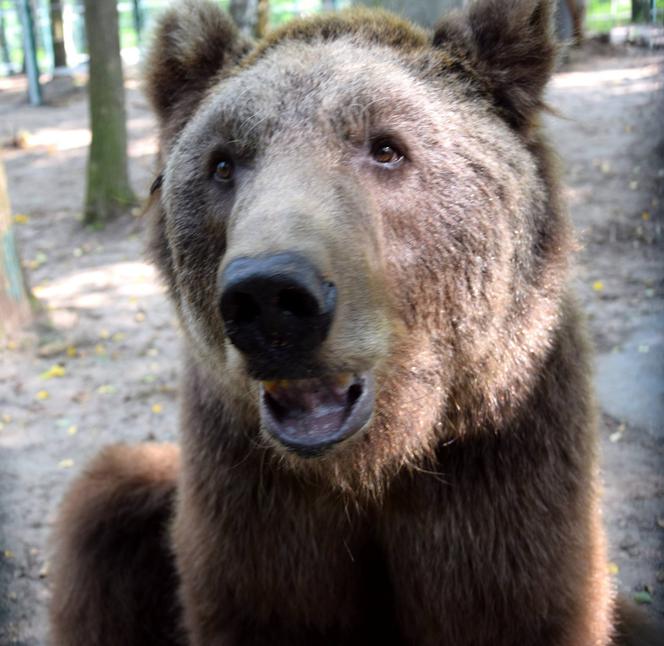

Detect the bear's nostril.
xmin=231 ymin=293 xmax=260 ymax=324
xmin=277 ymin=288 xmax=318 ymax=318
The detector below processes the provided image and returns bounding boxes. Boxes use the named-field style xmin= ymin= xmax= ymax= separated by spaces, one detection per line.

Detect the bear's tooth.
xmin=262 ymin=381 xmax=278 ymax=394
xmin=334 ymin=373 xmax=354 ymax=389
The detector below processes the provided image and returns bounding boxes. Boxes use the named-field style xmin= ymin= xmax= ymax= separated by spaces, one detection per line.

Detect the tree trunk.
xmin=256 ymin=0 xmax=269 ymax=38
xmin=132 ymin=0 xmax=144 ymax=42
xmin=0 ymin=160 xmax=32 ymax=340
xmin=49 ymin=0 xmax=68 ymax=68
xmin=230 ymin=0 xmax=259 ymax=36
xmin=82 ymin=0 xmax=135 ymax=226
xmin=0 ymin=12 xmax=12 ymax=68
xmin=565 ymin=0 xmax=585 ymax=44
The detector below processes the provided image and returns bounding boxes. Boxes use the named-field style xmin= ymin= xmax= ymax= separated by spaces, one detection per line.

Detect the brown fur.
xmin=50 ymin=1 xmax=662 ymax=644
xmin=49 ymin=444 xmax=182 ymax=646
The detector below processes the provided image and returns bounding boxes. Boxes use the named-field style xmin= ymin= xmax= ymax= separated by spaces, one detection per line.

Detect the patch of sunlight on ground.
xmin=33 ymin=261 xmax=163 ymax=309
xmin=129 ymin=134 xmax=158 ymax=158
xmin=551 ymin=63 xmax=663 ymax=89
xmin=23 ymin=127 xmax=91 ymax=151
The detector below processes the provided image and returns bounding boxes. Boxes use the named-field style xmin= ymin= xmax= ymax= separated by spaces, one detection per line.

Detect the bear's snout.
xmin=219 ymin=252 xmax=337 ymax=370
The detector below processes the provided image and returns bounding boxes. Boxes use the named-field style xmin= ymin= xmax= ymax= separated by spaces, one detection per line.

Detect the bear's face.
xmin=147 ymin=1 xmax=568 ymax=487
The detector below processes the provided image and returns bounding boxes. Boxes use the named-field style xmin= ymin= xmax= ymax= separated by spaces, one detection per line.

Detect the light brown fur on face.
xmin=49 ymin=1 xmax=663 ymax=644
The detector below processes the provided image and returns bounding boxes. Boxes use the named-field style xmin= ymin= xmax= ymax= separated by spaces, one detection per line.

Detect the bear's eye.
xmin=213 ymin=158 xmax=235 ymax=182
xmin=371 ymin=141 xmax=404 ymax=167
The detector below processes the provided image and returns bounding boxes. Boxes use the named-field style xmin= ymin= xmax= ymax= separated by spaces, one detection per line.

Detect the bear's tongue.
xmin=259 ymin=374 xmax=370 ymax=456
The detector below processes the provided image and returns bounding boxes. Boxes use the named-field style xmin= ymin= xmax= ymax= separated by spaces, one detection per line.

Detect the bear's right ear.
xmin=433 ymin=0 xmax=557 ymax=132
xmin=145 ymin=0 xmax=253 ymax=141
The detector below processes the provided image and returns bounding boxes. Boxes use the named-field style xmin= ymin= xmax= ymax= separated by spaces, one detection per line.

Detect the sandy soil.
xmin=0 ymin=42 xmax=662 ymax=644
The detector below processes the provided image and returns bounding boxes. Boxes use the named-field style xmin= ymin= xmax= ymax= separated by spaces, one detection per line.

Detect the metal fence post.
xmin=17 ymin=0 xmax=43 ymax=105
xmin=132 ymin=0 xmax=143 ymax=42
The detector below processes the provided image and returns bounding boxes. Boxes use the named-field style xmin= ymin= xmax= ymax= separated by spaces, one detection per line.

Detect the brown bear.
xmin=48 ymin=1 xmax=657 ymax=644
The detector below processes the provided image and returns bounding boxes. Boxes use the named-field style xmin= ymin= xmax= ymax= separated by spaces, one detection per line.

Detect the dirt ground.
xmin=0 ymin=41 xmax=662 ymax=644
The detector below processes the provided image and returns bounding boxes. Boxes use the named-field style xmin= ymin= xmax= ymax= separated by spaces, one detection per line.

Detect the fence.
xmin=0 ymin=0 xmax=350 ymax=78
xmin=2 ymin=0 xmax=662 ymax=79
xmin=586 ymin=0 xmax=664 ymax=32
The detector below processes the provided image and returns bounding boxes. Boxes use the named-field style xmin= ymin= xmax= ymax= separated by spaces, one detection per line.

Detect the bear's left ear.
xmin=433 ymin=0 xmax=557 ymax=131
xmin=144 ymin=0 xmax=253 ymax=144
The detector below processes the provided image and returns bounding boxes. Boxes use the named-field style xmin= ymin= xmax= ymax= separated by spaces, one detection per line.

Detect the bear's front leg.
xmin=49 ymin=443 xmax=183 ymax=646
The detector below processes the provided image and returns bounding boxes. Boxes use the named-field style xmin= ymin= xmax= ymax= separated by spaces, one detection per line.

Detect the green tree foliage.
xmin=632 ymin=0 xmax=652 ymax=21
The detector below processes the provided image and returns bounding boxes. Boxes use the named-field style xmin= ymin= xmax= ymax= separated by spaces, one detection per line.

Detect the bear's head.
xmin=145 ymin=0 xmax=569 ymax=493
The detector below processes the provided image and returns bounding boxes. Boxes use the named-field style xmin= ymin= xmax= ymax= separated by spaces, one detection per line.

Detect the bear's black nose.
xmin=219 ymin=253 xmax=336 ymax=359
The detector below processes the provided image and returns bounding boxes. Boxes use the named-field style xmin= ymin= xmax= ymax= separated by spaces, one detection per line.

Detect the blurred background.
xmin=0 ymin=1 xmax=662 ymax=80
xmin=0 ymin=1 xmax=662 ymax=644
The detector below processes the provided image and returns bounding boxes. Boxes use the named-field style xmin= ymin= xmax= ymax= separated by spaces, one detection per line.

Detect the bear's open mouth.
xmin=259 ymin=373 xmax=375 ymax=457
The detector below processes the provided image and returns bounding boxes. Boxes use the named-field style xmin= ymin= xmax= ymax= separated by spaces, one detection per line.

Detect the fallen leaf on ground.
xmin=26 ymin=252 xmax=48 ymax=270
xmin=592 ymin=281 xmax=604 ymax=292
xmin=67 ymin=425 xmax=77 ymax=436
xmin=13 ymin=214 xmax=29 ymax=224
xmin=151 ymin=403 xmax=163 ymax=414
xmin=58 ymin=459 xmax=74 ymax=469
xmin=12 ymin=130 xmax=32 ymax=148
xmin=607 ymin=562 xmax=620 ymax=576
xmin=633 ymin=591 xmax=652 ymax=605
xmin=36 ymin=390 xmax=50 ymax=401
xmin=40 ymin=364 xmax=66 ymax=380
xmin=97 ymin=384 xmax=116 ymax=395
